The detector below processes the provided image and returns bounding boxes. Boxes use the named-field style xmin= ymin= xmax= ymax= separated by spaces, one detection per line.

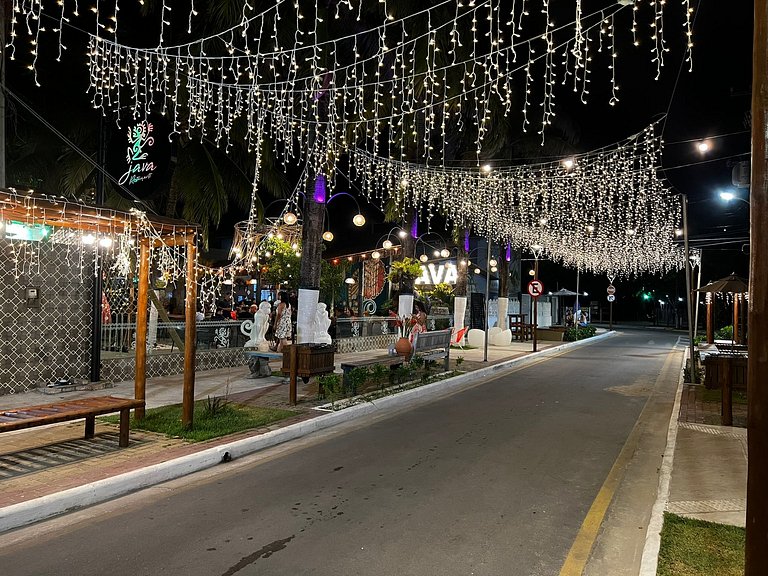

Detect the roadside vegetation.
xmin=104 ymin=400 xmax=297 ymax=442
xmin=657 ymin=513 xmax=744 ymax=576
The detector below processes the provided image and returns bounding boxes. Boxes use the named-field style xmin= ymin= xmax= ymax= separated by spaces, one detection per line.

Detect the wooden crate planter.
xmin=702 ymin=354 xmax=748 ymax=391
xmin=282 ymin=344 xmax=336 ymax=377
xmin=282 ymin=344 xmax=336 ymax=404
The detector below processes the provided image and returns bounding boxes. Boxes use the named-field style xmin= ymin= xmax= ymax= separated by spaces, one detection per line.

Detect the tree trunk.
xmin=299 ymin=176 xmax=325 ymax=291
xmin=398 ymin=207 xmax=417 ymax=260
xmin=455 ymin=228 xmax=469 ymax=297
xmin=498 ymin=241 xmax=509 ymax=298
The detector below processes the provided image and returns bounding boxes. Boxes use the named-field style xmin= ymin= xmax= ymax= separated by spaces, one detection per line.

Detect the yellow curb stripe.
xmin=559 ymin=348 xmax=678 ymax=576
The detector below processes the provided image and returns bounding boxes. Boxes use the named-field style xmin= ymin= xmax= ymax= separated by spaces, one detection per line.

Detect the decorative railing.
xmin=101 ymin=319 xmax=249 ymax=353
xmin=101 ymin=315 xmax=455 ymax=355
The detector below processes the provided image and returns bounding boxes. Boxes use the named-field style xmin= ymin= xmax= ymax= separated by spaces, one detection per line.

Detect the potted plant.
xmin=387 ymin=257 xmax=423 ymax=294
xmin=394 ymin=313 xmax=419 ymax=356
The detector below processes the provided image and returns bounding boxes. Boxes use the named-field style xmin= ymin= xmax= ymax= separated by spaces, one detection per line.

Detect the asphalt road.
xmin=0 ymin=330 xmax=680 ymax=576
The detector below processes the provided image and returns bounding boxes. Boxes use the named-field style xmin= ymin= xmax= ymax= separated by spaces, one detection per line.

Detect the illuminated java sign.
xmin=415 ymin=262 xmax=458 ymax=286
xmin=118 ymin=121 xmax=156 ymax=186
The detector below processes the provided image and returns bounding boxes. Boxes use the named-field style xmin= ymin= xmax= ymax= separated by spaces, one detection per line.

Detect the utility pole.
xmin=682 ymin=194 xmax=698 ymax=383
xmin=746 ymin=1 xmax=768 ymax=573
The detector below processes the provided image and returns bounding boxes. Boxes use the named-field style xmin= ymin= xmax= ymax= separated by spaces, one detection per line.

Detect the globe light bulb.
xmin=398 ymin=230 xmax=407 ymax=238
xmin=562 ymin=158 xmax=575 ymax=170
xmin=322 ymin=231 xmax=334 ymax=241
xmin=353 ymin=213 xmax=366 ymax=227
xmin=489 ymin=258 xmax=497 ymax=267
xmin=419 ymin=254 xmax=428 ymax=262
xmin=372 ymin=251 xmax=381 ymax=259
xmin=474 ymin=268 xmax=481 ymax=274
xmin=382 ymin=239 xmax=393 ymax=249
xmin=283 ymin=211 xmax=298 ymax=225
xmin=440 ymin=249 xmax=450 ymax=258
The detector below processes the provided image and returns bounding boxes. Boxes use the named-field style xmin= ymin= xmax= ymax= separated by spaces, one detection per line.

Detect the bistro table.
xmin=507 ymin=313 xmax=529 ymax=341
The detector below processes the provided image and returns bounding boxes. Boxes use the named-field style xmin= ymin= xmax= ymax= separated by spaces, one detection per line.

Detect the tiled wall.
xmin=0 ymin=240 xmax=95 ymax=395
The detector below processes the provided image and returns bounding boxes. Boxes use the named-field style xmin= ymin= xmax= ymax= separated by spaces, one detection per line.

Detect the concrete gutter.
xmin=638 ymin=345 xmax=687 ymax=575
xmin=0 ymin=331 xmax=616 ymax=533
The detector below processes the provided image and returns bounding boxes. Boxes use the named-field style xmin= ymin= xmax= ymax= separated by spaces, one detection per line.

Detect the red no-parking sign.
xmin=527 ymin=279 xmax=544 ymax=298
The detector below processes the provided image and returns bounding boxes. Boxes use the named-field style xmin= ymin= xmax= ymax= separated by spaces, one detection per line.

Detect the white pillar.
xmin=398 ymin=293 xmax=415 ymax=318
xmin=454 ymin=296 xmax=467 ymax=330
xmin=297 ymin=288 xmax=319 ymax=344
xmin=498 ymin=297 xmax=509 ymax=330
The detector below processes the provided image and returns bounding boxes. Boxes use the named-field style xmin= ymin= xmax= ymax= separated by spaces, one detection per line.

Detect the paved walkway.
xmin=667 ymin=383 xmax=747 ymax=527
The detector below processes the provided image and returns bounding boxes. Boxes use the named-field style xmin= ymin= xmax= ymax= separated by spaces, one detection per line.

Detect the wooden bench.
xmin=243 ymin=350 xmax=283 ymax=378
xmin=340 ymin=355 xmax=406 ymax=390
xmin=339 ymin=329 xmax=452 ymax=391
xmin=0 ymin=396 xmax=144 ymax=448
xmin=412 ymin=328 xmax=452 ymax=371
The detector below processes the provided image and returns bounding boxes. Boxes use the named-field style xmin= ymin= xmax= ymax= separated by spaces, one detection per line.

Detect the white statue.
xmin=313 ymin=302 xmax=332 ymax=344
xmin=241 ymin=302 xmax=273 ymax=350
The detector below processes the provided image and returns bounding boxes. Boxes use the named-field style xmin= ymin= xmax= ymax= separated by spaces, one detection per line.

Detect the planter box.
xmin=537 ymin=327 xmax=566 ymax=342
xmin=702 ymin=354 xmax=748 ymax=391
xmin=282 ymin=343 xmax=336 ymax=378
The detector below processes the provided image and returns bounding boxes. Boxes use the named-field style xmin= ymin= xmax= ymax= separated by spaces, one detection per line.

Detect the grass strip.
xmin=103 ymin=401 xmax=297 ymax=442
xmin=657 ymin=512 xmax=744 ymax=576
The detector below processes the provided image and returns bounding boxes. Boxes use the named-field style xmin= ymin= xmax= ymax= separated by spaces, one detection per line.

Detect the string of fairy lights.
xmin=0 ymin=188 xmax=194 ymax=291
xmin=349 ymin=122 xmax=684 ymax=277
xmin=7 ymin=0 xmax=695 ymax=292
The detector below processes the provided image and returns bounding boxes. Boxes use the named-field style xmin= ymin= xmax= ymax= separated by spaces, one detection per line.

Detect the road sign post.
xmin=607 ymin=293 xmax=616 ymax=331
xmin=528 ymin=280 xmax=544 ymax=352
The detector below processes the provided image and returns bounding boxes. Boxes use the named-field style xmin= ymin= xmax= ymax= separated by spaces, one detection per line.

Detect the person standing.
xmin=273 ymin=291 xmax=292 ymax=352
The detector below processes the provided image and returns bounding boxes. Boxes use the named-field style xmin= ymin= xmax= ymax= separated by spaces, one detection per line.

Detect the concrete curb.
xmin=638 ymin=343 xmax=687 ymax=575
xmin=0 ymin=331 xmax=616 ymax=534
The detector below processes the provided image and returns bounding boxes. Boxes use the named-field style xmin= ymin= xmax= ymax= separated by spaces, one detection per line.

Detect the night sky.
xmin=3 ymin=0 xmax=755 ymax=319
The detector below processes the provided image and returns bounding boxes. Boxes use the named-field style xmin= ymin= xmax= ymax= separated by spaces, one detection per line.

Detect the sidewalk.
xmin=667 ymin=383 xmax=747 ymax=527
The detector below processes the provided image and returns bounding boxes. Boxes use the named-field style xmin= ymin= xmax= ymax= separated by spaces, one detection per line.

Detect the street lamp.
xmin=719 ymin=190 xmax=750 ymax=205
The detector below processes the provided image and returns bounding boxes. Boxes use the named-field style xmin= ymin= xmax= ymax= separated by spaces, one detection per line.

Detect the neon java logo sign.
xmin=415 ymin=263 xmax=458 ymax=285
xmin=119 ymin=121 xmax=156 ymax=186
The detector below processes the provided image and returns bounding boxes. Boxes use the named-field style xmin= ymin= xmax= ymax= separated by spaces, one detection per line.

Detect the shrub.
xmin=317 ymin=373 xmax=342 ymax=405
xmin=715 ymin=325 xmax=734 ymax=340
xmin=347 ymin=367 xmax=369 ymax=396
xmin=369 ymin=363 xmax=389 ymax=390
xmin=564 ymin=325 xmax=597 ymax=341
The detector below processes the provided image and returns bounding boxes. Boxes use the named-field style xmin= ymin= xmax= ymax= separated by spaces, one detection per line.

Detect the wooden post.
xmin=747 ymin=1 xmax=768 ymax=573
xmin=722 ymin=358 xmax=733 ymax=427
xmin=734 ymin=297 xmax=741 ymax=345
xmin=182 ymin=235 xmax=197 ymax=429
xmin=706 ymin=297 xmax=714 ymax=344
xmin=134 ymin=237 xmax=149 ymax=420
xmin=289 ymin=344 xmax=299 ymax=405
